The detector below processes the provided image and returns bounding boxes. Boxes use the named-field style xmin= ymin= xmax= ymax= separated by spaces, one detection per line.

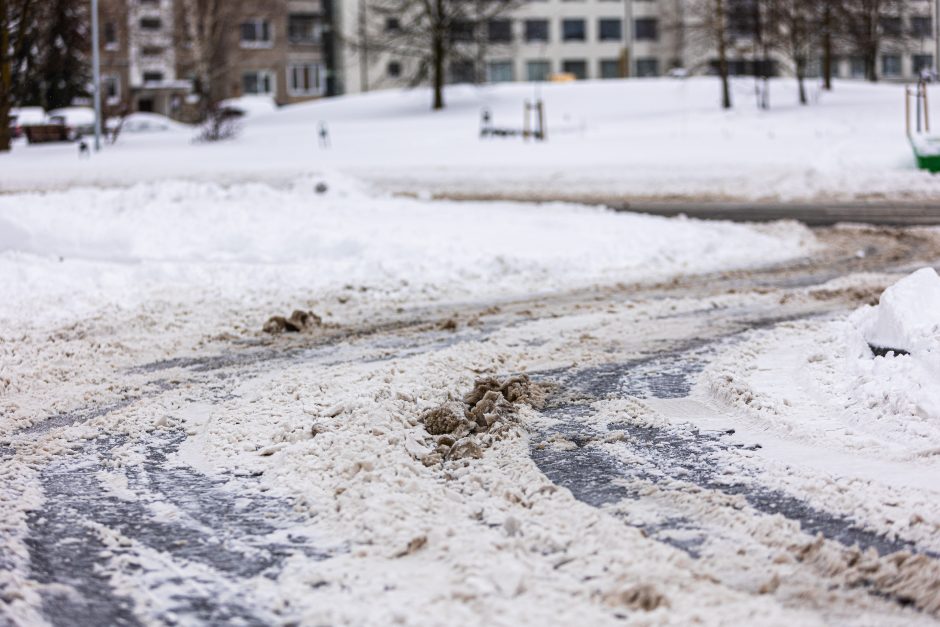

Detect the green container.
xmin=915 ymin=151 xmax=940 ymax=173
xmin=911 ymin=136 xmax=940 ymax=173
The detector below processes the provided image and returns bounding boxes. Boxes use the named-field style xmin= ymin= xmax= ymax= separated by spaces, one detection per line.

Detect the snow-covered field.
xmin=2 ymin=78 xmax=938 ymax=201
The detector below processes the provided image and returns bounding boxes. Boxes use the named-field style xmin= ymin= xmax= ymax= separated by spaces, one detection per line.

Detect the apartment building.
xmin=97 ymin=0 xmax=336 ymax=121
xmin=334 ymin=0 xmax=940 ymax=94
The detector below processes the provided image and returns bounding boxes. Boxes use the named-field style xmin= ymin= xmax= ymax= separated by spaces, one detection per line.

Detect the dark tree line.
xmin=1 ymin=0 xmax=91 ymax=151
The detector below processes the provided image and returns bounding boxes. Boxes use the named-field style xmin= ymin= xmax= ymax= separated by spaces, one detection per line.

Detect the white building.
xmin=333 ymin=0 xmax=940 ymax=94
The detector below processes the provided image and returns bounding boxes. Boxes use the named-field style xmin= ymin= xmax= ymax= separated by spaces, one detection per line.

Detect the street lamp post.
xmin=91 ymin=0 xmax=102 ymax=151
xmin=623 ymin=0 xmax=633 ymax=78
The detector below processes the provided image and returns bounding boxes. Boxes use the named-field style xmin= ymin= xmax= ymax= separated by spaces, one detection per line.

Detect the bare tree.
xmin=768 ymin=0 xmax=819 ymax=104
xmin=835 ymin=0 xmax=905 ymax=82
xmin=178 ymin=0 xmax=235 ymax=118
xmin=361 ymin=0 xmax=526 ymax=110
xmin=821 ymin=0 xmax=835 ymax=90
xmin=1 ymin=0 xmax=11 ymax=152
xmin=683 ymin=0 xmax=734 ymax=109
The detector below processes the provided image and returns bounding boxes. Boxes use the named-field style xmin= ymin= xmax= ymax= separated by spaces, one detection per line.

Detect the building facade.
xmin=333 ymin=0 xmax=940 ymax=94
xmin=97 ymin=0 xmax=336 ymax=121
xmin=94 ymin=0 xmax=940 ymax=115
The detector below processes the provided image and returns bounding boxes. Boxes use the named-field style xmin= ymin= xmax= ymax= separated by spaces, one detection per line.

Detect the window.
xmin=525 ymin=19 xmax=549 ymax=42
xmin=243 ymin=70 xmax=275 ymax=94
xmin=634 ymin=18 xmax=658 ymax=41
xmin=598 ymin=19 xmax=621 ymax=42
xmin=142 ymin=46 xmax=163 ymax=57
xmin=142 ymin=71 xmax=164 ymax=83
xmin=385 ymin=17 xmax=400 ymax=32
xmin=913 ymin=54 xmax=934 ymax=75
xmin=880 ymin=17 xmax=902 ymax=37
xmin=562 ymin=59 xmax=587 ymax=79
xmin=139 ymin=17 xmax=161 ymax=30
xmin=911 ymin=16 xmax=933 ymax=39
xmin=849 ymin=57 xmax=866 ymax=78
xmin=387 ymin=61 xmax=402 ymax=77
xmin=527 ymin=60 xmax=551 ymax=82
xmin=636 ymin=58 xmax=660 ymax=77
xmin=488 ymin=19 xmax=512 ymax=43
xmin=288 ymin=14 xmax=320 ymax=44
xmin=727 ymin=0 xmax=757 ymax=39
xmin=241 ymin=20 xmax=273 ymax=47
xmin=562 ymin=19 xmax=585 ymax=42
xmin=102 ymin=75 xmax=120 ymax=103
xmin=449 ymin=20 xmax=475 ymax=42
xmin=881 ymin=54 xmax=901 ymax=77
xmin=104 ymin=22 xmax=118 ymax=49
xmin=599 ymin=59 xmax=620 ymax=79
xmin=450 ymin=61 xmax=475 ymax=83
xmin=288 ymin=63 xmax=325 ymax=96
xmin=487 ymin=61 xmax=514 ymax=83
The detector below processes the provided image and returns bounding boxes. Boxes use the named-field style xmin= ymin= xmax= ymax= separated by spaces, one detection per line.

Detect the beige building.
xmin=97 ymin=0 xmax=336 ymax=121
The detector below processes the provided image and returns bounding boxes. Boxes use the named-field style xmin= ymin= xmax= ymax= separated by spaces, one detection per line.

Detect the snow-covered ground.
xmin=2 ymin=78 xmax=938 ymax=201
xmin=4 ymin=78 xmax=940 ymax=626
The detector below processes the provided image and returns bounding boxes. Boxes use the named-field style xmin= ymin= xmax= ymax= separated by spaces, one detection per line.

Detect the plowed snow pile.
xmin=0 ymin=174 xmax=814 ymax=330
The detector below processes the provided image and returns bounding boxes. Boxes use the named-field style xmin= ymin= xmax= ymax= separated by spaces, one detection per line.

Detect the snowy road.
xmin=3 ymin=224 xmax=940 ymax=625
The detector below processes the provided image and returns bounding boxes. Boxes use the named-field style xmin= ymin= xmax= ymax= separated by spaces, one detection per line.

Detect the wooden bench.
xmin=24 ymin=125 xmax=71 ymax=144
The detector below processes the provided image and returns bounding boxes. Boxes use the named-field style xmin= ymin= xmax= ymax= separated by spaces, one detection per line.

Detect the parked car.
xmin=9 ymin=107 xmax=46 ymax=139
xmin=106 ymin=112 xmax=187 ymax=134
xmin=46 ymin=107 xmax=96 ymax=140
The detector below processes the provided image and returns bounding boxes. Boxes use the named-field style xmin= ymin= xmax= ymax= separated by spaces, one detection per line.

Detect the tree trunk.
xmin=796 ymin=59 xmax=807 ymax=105
xmin=866 ymin=48 xmax=878 ymax=82
xmin=432 ymin=0 xmax=445 ymax=110
xmin=715 ymin=0 xmax=732 ymax=109
xmin=865 ymin=6 xmax=878 ymax=83
xmin=181 ymin=0 xmax=217 ymax=119
xmin=822 ymin=1 xmax=833 ymax=90
xmin=0 ymin=0 xmax=11 ymax=152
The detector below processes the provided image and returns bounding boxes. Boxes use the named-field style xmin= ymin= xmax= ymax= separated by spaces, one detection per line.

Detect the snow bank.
xmin=839 ymin=269 xmax=940 ymax=447
xmin=853 ymin=267 xmax=940 ymax=353
xmin=0 ymin=175 xmax=814 ymax=329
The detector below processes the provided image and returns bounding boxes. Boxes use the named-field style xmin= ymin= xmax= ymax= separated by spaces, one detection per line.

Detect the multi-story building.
xmin=333 ymin=0 xmax=940 ymax=94
xmin=95 ymin=0 xmax=940 ymax=117
xmin=97 ymin=0 xmax=337 ymax=121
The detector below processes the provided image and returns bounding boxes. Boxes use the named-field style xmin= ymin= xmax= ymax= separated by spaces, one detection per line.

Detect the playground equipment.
xmin=480 ymin=100 xmax=546 ymax=141
xmin=906 ymin=81 xmax=940 ymax=173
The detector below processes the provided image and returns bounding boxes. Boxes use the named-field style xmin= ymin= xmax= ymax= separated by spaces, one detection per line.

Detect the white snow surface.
xmin=2 ymin=78 xmax=938 ymax=201
xmin=0 ymin=174 xmax=814 ymax=330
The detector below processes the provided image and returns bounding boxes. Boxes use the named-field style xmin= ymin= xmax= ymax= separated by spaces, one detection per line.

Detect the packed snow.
xmin=2 ymin=78 xmax=938 ymax=201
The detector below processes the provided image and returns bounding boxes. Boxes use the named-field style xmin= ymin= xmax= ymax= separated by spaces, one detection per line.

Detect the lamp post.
xmin=91 ymin=0 xmax=103 ymax=151
xmin=623 ymin=0 xmax=633 ymax=78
